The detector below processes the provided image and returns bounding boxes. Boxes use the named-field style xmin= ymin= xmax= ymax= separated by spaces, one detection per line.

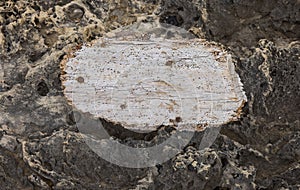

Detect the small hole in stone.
xmin=66 ymin=111 xmax=76 ymax=125
xmin=187 ymin=164 xmax=196 ymax=171
xmin=66 ymin=4 xmax=85 ymax=21
xmin=159 ymin=12 xmax=183 ymax=27
xmin=120 ymin=104 xmax=127 ymax=109
xmin=6 ymin=95 xmax=13 ymax=101
xmin=260 ymin=82 xmax=268 ymax=88
xmin=165 ymin=60 xmax=174 ymax=66
xmin=193 ymin=16 xmax=200 ymax=21
xmin=76 ymin=76 xmax=84 ymax=83
xmin=37 ymin=80 xmax=49 ymax=96
xmin=177 ymin=7 xmax=184 ymax=11
xmin=175 ymin=116 xmax=182 ymax=122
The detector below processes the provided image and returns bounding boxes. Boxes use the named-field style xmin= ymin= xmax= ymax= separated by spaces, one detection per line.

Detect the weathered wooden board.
xmin=61 ymin=22 xmax=247 ymax=131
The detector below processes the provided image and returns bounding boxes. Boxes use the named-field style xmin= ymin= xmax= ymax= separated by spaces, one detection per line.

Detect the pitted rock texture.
xmin=0 ymin=0 xmax=299 ymax=189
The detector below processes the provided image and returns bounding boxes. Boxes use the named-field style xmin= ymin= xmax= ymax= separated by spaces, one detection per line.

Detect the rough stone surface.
xmin=0 ymin=0 xmax=299 ymax=189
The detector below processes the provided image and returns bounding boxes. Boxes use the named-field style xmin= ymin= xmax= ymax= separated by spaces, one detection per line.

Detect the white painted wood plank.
xmin=61 ymin=22 xmax=247 ymax=131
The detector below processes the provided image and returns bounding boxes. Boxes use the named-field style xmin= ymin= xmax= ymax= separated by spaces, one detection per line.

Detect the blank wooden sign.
xmin=61 ymin=22 xmax=247 ymax=131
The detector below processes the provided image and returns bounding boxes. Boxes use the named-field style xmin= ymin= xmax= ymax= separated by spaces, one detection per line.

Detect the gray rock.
xmin=0 ymin=0 xmax=299 ymax=189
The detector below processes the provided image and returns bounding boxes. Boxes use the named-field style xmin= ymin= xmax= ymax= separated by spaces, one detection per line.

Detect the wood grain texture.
xmin=62 ymin=22 xmax=247 ymax=131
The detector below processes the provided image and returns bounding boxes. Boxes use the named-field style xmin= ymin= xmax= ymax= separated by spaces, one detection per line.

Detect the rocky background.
xmin=0 ymin=0 xmax=299 ymax=189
